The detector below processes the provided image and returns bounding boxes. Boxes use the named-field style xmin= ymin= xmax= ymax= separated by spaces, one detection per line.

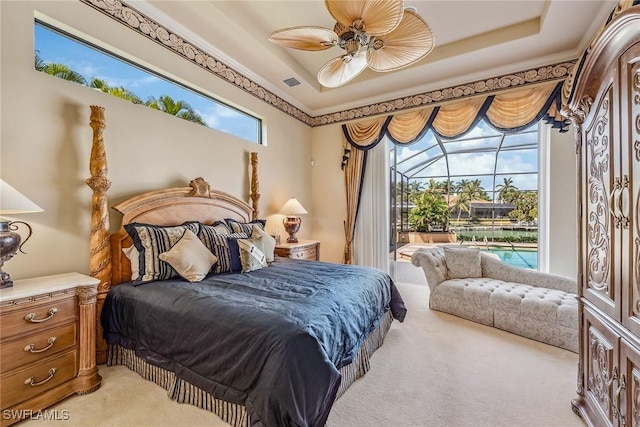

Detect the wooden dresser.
xmin=275 ymin=240 xmax=320 ymax=261
xmin=0 ymin=273 xmax=101 ymax=426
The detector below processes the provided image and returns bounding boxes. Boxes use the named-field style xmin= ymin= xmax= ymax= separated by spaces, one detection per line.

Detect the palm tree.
xmin=177 ymin=109 xmax=207 ymax=126
xmin=35 ymin=53 xmax=87 ymax=85
xmin=455 ymin=179 xmax=470 ymax=195
xmin=35 ymin=52 xmax=47 ymax=72
xmin=452 ymin=192 xmax=471 ymax=225
xmin=496 ymin=177 xmax=519 ymax=203
xmin=89 ymin=78 xmax=143 ymax=104
xmin=146 ymin=95 xmax=206 ymax=125
xmin=465 ymin=179 xmax=489 ymax=201
xmin=425 ymin=179 xmax=443 ymax=195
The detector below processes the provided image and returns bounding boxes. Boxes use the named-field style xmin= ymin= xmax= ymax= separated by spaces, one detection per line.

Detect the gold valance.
xmin=343 ymin=81 xmax=566 ymax=148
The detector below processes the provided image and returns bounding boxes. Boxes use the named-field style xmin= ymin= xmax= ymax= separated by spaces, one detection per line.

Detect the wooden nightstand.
xmin=0 ymin=273 xmax=102 ymax=426
xmin=275 ymin=240 xmax=320 ymax=261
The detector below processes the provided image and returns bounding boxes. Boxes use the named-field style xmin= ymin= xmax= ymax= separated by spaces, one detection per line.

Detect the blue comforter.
xmin=102 ymin=258 xmax=406 ymax=426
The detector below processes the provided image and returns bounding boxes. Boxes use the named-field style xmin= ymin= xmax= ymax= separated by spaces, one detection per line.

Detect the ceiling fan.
xmin=268 ymin=0 xmax=434 ymax=88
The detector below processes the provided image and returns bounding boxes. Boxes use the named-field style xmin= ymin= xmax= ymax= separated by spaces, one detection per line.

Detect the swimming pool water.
xmin=485 ymin=248 xmax=538 ymax=269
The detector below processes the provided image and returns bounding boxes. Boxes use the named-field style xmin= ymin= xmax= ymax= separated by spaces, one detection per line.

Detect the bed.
xmin=86 ymin=106 xmax=406 ymax=426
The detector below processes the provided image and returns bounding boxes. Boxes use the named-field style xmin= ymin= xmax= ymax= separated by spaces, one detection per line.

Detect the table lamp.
xmin=278 ymin=198 xmax=308 ymax=243
xmin=0 ymin=179 xmax=43 ymax=288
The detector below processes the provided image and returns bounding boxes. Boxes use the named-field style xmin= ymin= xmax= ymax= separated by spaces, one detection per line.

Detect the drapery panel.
xmin=342 ymin=142 xmax=367 ymax=264
xmin=354 ymin=139 xmax=389 ymax=272
xmin=341 ymin=80 xmax=568 ymax=265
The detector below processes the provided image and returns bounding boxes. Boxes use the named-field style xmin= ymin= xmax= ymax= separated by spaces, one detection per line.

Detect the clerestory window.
xmin=34 ymin=20 xmax=262 ymax=144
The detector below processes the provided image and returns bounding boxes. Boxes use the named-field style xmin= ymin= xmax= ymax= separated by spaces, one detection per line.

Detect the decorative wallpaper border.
xmin=312 ymin=60 xmax=575 ymax=126
xmin=81 ymin=0 xmax=575 ymax=127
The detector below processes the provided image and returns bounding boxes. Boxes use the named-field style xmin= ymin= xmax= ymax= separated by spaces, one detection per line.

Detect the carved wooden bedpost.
xmin=86 ymin=105 xmax=112 ymax=365
xmin=250 ymin=152 xmax=260 ymax=220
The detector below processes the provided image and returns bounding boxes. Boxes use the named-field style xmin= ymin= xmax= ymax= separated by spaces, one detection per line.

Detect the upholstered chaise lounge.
xmin=411 ymin=246 xmax=578 ymax=352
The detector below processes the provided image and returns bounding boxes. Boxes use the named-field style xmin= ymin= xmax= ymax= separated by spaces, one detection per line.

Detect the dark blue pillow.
xmin=226 ymin=237 xmax=243 ymax=273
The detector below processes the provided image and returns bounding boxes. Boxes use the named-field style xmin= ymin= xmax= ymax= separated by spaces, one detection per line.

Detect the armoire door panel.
xmin=584 ymin=305 xmax=621 ymax=427
xmin=620 ymin=339 xmax=640 ymax=427
xmin=621 ymin=42 xmax=640 ymax=336
xmin=583 ymin=80 xmax=622 ymax=320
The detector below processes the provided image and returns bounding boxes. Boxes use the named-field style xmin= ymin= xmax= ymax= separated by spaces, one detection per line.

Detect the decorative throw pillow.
xmin=124 ymin=221 xmax=200 ymax=284
xmin=226 ymin=237 xmax=244 ymax=273
xmin=122 ymin=245 xmax=140 ymax=282
xmin=198 ymin=221 xmax=232 ymax=249
xmin=443 ymin=247 xmax=482 ymax=279
xmin=198 ymin=222 xmax=249 ymax=274
xmin=159 ymin=230 xmax=218 ymax=282
xmin=225 ymin=218 xmax=266 ymax=235
xmin=237 ymin=236 xmax=268 ymax=273
xmin=251 ymin=226 xmax=276 ymax=263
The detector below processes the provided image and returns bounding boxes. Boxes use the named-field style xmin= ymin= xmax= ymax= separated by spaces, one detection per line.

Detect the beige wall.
xmin=1 ymin=1 xmax=312 ymax=280
xmin=310 ymin=124 xmax=345 ymax=264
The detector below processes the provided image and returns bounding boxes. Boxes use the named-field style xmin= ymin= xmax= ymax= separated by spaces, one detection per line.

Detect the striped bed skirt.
xmin=107 ymin=310 xmax=394 ymax=426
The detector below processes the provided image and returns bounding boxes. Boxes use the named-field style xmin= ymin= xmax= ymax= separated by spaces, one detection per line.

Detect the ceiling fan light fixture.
xmin=325 ymin=0 xmax=404 ymax=36
xmin=370 ymin=38 xmax=385 ymax=50
xmin=268 ymin=0 xmax=435 ymax=88
xmin=268 ymin=26 xmax=338 ymax=51
xmin=366 ymin=10 xmax=434 ymax=72
xmin=318 ymin=53 xmax=367 ymax=88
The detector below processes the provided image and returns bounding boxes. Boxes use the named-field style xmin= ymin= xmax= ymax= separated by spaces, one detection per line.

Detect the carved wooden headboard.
xmin=85 ymin=105 xmax=261 ymax=364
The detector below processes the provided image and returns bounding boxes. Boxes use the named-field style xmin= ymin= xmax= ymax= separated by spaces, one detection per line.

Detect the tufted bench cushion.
xmin=412 ymin=247 xmax=578 ymax=352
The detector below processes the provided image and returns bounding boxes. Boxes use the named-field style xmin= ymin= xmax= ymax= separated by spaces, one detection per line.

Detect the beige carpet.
xmin=22 ymin=280 xmax=583 ymax=427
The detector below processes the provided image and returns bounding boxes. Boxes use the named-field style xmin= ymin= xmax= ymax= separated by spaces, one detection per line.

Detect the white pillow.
xmin=443 ymin=247 xmax=482 ymax=279
xmin=122 ymin=245 xmax=140 ymax=281
xmin=159 ymin=230 xmax=218 ymax=282
xmin=251 ymin=226 xmax=276 ymax=263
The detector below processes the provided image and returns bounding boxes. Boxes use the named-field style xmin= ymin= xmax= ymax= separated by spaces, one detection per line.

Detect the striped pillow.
xmin=198 ymin=222 xmax=248 ymax=274
xmin=225 ymin=218 xmax=266 ymax=235
xmin=124 ymin=221 xmax=200 ymax=285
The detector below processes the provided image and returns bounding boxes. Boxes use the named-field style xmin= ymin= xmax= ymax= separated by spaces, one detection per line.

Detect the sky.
xmin=34 ymin=23 xmax=260 ymax=144
xmin=393 ymin=120 xmax=539 ymax=195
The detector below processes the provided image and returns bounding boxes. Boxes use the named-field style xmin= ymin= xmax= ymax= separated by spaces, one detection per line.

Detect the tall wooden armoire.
xmin=563 ymin=2 xmax=640 ymax=426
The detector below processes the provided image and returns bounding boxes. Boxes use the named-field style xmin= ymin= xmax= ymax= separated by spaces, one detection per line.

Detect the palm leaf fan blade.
xmin=325 ymin=0 xmax=404 ymax=36
xmin=366 ymin=10 xmax=434 ymax=72
xmin=268 ymin=27 xmax=338 ymax=51
xmin=317 ymin=53 xmax=368 ymax=88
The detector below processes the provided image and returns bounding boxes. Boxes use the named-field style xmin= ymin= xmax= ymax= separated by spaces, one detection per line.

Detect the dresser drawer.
xmin=0 ymin=297 xmax=76 ymax=341
xmin=1 ymin=323 xmax=77 ymax=373
xmin=290 ymin=247 xmax=317 ymax=260
xmin=1 ymin=350 xmax=77 ymax=409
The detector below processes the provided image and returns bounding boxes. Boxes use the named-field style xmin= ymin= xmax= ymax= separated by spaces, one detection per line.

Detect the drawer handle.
xmin=24 ymin=308 xmax=58 ymax=323
xmin=24 ymin=336 xmax=57 ymax=353
xmin=24 ymin=367 xmax=57 ymax=386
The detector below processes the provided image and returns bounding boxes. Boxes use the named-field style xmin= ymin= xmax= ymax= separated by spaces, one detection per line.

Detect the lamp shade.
xmin=0 ymin=179 xmax=43 ymax=215
xmin=278 ymin=198 xmax=308 ymax=215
